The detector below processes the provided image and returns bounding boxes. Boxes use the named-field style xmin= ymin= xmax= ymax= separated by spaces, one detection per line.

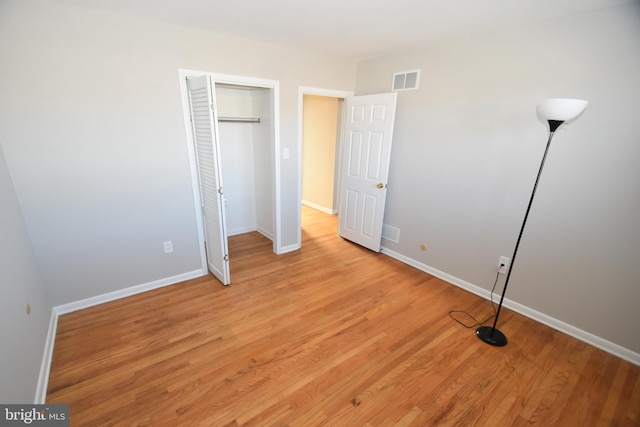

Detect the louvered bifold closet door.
xmin=187 ymin=75 xmax=230 ymax=285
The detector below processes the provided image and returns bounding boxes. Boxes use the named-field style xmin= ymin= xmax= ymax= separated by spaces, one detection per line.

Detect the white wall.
xmin=252 ymin=89 xmax=275 ymax=236
xmin=217 ymin=87 xmax=259 ymax=236
xmin=216 ymin=85 xmax=273 ymax=237
xmin=0 ymin=0 xmax=355 ymax=305
xmin=0 ymin=142 xmax=52 ymax=403
xmin=356 ymin=3 xmax=640 ymax=355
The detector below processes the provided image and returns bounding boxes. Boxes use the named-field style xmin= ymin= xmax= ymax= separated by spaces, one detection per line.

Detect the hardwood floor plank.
xmin=47 ymin=206 xmax=640 ymax=426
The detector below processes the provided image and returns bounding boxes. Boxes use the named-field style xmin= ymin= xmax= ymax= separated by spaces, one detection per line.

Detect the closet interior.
xmin=215 ymin=83 xmax=274 ymax=242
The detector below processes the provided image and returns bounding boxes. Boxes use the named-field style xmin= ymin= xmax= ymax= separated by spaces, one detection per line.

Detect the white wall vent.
xmin=392 ymin=69 xmax=420 ymax=91
xmin=382 ymin=224 xmax=400 ymax=243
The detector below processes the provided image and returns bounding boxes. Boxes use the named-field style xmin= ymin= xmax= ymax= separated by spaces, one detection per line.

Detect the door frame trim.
xmin=297 ymin=86 xmax=353 ymax=248
xmin=179 ymin=68 xmax=282 ymax=274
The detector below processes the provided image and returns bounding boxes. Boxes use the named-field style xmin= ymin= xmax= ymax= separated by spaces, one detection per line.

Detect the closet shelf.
xmin=218 ymin=116 xmax=261 ymax=123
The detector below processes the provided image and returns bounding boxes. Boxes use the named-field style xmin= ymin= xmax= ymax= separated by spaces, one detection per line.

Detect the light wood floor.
xmin=47 ymin=206 xmax=639 ymax=426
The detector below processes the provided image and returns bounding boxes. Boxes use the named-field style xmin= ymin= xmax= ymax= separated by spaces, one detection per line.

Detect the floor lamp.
xmin=476 ymin=98 xmax=589 ymax=346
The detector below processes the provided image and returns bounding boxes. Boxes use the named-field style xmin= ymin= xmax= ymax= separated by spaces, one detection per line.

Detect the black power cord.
xmin=448 ymin=267 xmax=503 ymax=328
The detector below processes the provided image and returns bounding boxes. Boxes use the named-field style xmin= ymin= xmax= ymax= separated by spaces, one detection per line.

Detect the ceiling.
xmin=55 ymin=0 xmax=634 ymax=60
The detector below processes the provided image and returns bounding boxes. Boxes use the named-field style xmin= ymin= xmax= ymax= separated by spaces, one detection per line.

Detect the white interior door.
xmin=338 ymin=93 xmax=397 ymax=252
xmin=186 ymin=75 xmax=230 ymax=285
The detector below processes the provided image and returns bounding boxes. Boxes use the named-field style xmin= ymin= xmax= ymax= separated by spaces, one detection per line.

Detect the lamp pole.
xmin=476 ymin=120 xmax=563 ymax=346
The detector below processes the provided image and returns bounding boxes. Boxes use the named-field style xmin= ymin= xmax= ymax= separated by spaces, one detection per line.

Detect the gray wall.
xmin=356 ymin=3 xmax=640 ymax=354
xmin=0 ymin=0 xmax=355 ymax=305
xmin=0 ymin=143 xmax=52 ymax=403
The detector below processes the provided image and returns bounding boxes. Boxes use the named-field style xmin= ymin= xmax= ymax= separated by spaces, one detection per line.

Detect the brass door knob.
xmin=377 ymin=183 xmax=385 ymax=188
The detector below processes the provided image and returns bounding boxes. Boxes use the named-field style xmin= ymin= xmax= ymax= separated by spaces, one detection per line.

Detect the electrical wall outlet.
xmin=498 ymin=256 xmax=510 ymax=275
xmin=163 ymin=241 xmax=174 ymax=254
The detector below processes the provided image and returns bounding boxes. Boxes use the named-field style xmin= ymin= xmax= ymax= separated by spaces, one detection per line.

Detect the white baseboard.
xmin=228 ymin=226 xmax=257 ymax=236
xmin=34 ymin=309 xmax=59 ymax=404
xmin=54 ymin=269 xmax=205 ymax=315
xmin=256 ymin=226 xmax=273 ymax=241
xmin=302 ymin=200 xmax=336 ymax=215
xmin=380 ymin=246 xmax=640 ymax=366
xmin=277 ymin=243 xmax=300 ymax=254
xmin=228 ymin=226 xmax=274 ymax=243
xmin=36 ymin=269 xmax=207 ymax=403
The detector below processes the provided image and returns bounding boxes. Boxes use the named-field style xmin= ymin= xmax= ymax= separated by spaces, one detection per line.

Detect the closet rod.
xmin=218 ymin=116 xmax=261 ymax=123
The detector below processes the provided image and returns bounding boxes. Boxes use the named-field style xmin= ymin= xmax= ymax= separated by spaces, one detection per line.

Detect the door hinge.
xmin=210 ymin=102 xmax=216 ymax=111
xmin=224 ymin=254 xmax=229 ymax=261
xmin=218 ymin=187 xmax=223 ymax=194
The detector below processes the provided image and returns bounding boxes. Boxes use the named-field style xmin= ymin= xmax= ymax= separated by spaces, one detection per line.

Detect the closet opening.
xmin=180 ymin=70 xmax=280 ymax=285
xmin=216 ymin=83 xmax=274 ymax=243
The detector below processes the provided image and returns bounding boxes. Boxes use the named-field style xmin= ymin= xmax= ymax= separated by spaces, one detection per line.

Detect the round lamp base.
xmin=476 ymin=326 xmax=508 ymax=346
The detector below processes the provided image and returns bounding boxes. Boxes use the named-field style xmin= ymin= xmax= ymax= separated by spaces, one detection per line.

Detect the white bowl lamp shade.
xmin=537 ymin=98 xmax=588 ymax=131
